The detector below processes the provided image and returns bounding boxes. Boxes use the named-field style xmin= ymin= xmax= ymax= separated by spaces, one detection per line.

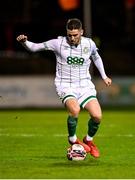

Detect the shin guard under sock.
xmin=67 ymin=116 xmax=78 ymax=137
xmin=88 ymin=118 xmax=100 ymax=137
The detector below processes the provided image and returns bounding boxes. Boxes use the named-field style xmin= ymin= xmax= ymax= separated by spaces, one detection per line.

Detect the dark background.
xmin=0 ymin=0 xmax=134 ymax=76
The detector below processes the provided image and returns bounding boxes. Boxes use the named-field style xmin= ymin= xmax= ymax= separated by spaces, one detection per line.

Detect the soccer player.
xmin=16 ymin=18 xmax=112 ymax=158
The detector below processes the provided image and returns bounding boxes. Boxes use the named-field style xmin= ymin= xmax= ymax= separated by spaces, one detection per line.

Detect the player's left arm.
xmin=91 ymin=50 xmax=112 ymax=87
xmin=103 ymin=77 xmax=112 ymax=86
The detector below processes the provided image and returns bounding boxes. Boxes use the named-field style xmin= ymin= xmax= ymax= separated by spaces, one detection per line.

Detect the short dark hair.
xmin=66 ymin=18 xmax=82 ymax=30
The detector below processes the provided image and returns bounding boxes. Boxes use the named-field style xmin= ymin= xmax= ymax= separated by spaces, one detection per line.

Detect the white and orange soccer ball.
xmin=67 ymin=144 xmax=87 ymax=161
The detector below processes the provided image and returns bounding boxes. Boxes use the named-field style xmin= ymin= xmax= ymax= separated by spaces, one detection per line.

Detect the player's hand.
xmin=16 ymin=35 xmax=27 ymax=43
xmin=103 ymin=77 xmax=112 ymax=86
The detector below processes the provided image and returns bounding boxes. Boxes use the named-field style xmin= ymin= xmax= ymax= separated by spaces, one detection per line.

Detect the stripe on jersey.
xmin=69 ymin=45 xmax=72 ymax=87
xmin=79 ymin=42 xmax=83 ymax=86
xmin=43 ymin=42 xmax=49 ymax=50
xmin=60 ymin=37 xmax=64 ymax=85
xmin=80 ymin=95 xmax=97 ymax=108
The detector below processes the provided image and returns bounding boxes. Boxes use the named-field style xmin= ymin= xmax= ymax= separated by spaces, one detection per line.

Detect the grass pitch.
xmin=0 ymin=109 xmax=135 ymax=179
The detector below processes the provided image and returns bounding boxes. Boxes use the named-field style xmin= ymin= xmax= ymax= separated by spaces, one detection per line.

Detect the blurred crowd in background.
xmin=0 ymin=0 xmax=134 ymax=76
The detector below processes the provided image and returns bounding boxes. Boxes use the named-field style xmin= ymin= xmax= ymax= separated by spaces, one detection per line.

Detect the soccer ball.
xmin=67 ymin=144 xmax=87 ymax=161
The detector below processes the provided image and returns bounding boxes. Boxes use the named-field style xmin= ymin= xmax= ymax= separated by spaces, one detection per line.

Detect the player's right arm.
xmin=16 ymin=34 xmax=45 ymax=52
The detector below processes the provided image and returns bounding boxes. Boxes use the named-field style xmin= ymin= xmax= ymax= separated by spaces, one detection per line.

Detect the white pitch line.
xmin=0 ymin=133 xmax=134 ymax=138
xmin=116 ymin=134 xmax=134 ymax=137
xmin=54 ymin=134 xmax=67 ymax=137
xmin=0 ymin=133 xmax=43 ymax=137
xmin=53 ymin=134 xmax=135 ymax=138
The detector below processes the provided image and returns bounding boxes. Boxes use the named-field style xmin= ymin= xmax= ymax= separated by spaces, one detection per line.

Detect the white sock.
xmin=86 ymin=134 xmax=93 ymax=141
xmin=69 ymin=135 xmax=77 ymax=143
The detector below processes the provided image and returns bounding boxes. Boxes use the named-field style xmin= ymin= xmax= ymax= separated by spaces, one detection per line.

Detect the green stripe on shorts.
xmin=62 ymin=95 xmax=75 ymax=103
xmin=80 ymin=95 xmax=97 ymax=108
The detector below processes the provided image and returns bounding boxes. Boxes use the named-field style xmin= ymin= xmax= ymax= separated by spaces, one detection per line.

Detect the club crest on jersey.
xmin=83 ymin=47 xmax=89 ymax=54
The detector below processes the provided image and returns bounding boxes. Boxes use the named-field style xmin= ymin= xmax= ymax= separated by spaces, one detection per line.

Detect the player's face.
xmin=67 ymin=29 xmax=83 ymax=46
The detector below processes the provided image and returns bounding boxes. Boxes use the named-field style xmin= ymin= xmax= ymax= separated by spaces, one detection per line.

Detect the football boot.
xmin=68 ymin=138 xmax=90 ymax=153
xmin=83 ymin=136 xmax=100 ymax=158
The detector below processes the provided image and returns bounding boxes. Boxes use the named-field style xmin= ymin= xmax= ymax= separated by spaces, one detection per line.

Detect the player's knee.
xmin=70 ymin=106 xmax=80 ymax=117
xmin=92 ymin=113 xmax=102 ymax=123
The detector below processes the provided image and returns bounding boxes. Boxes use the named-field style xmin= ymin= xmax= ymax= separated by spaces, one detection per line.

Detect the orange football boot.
xmin=83 ymin=136 xmax=100 ymax=158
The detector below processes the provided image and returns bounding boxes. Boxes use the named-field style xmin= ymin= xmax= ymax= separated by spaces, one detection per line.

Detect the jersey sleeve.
xmin=22 ymin=41 xmax=45 ymax=52
xmin=43 ymin=39 xmax=58 ymax=52
xmin=22 ymin=39 xmax=58 ymax=52
xmin=90 ymin=40 xmax=107 ymax=80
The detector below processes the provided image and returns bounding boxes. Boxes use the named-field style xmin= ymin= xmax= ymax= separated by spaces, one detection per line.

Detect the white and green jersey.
xmin=23 ymin=36 xmax=107 ymax=88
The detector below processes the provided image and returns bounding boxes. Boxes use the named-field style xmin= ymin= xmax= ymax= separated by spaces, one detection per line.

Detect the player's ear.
xmin=81 ymin=30 xmax=83 ymax=35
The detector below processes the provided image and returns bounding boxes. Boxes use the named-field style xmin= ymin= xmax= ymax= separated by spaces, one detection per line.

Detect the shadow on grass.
xmin=49 ymin=156 xmax=101 ymax=168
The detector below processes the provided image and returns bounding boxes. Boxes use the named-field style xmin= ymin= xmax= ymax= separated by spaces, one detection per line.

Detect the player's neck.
xmin=66 ymin=37 xmax=81 ymax=47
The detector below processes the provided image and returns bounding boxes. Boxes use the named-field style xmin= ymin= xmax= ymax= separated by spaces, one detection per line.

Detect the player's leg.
xmin=65 ymin=97 xmax=80 ymax=142
xmin=65 ymin=97 xmax=80 ymax=117
xmin=56 ymin=86 xmax=80 ymax=143
xmin=65 ymin=98 xmax=90 ymax=152
xmin=83 ymin=99 xmax=102 ymax=157
xmin=85 ymin=99 xmax=102 ymax=137
xmin=78 ymin=87 xmax=101 ymax=141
